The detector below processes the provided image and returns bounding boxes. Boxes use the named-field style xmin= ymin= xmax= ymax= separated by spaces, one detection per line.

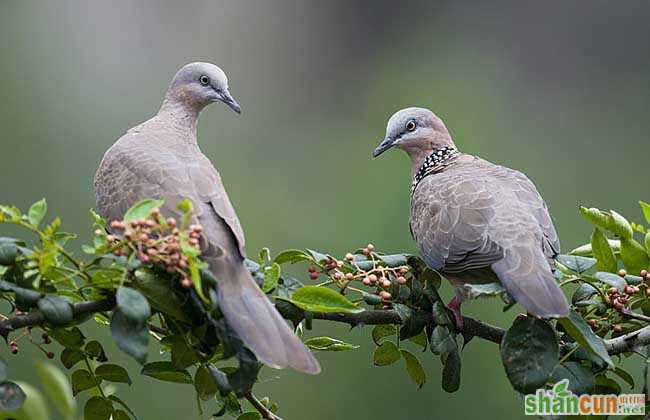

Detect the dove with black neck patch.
xmin=372 ymin=107 xmax=569 ymax=328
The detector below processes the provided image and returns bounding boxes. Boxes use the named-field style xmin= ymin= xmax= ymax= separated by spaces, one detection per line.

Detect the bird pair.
xmin=94 ymin=62 xmax=569 ymax=376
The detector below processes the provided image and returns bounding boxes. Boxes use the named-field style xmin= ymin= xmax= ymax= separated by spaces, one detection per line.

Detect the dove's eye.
xmin=406 ymin=120 xmax=417 ymax=132
xmin=199 ymin=75 xmax=210 ymax=86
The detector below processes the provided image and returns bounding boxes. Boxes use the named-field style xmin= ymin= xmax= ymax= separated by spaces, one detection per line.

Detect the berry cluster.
xmin=606 ymin=269 xmax=644 ymax=311
xmin=307 ymin=243 xmax=411 ymax=305
xmin=105 ymin=208 xmax=203 ymax=289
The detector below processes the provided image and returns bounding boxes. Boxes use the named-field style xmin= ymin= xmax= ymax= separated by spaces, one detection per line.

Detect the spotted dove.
xmin=373 ymin=107 xmax=569 ymax=323
xmin=94 ymin=62 xmax=320 ymax=374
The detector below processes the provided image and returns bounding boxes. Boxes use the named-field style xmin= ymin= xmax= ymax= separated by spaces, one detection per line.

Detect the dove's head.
xmin=372 ymin=107 xmax=455 ymax=158
xmin=164 ymin=62 xmax=241 ymax=114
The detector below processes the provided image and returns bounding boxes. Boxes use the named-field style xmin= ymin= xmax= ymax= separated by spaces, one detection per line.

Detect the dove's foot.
xmin=447 ymin=296 xmax=464 ymax=331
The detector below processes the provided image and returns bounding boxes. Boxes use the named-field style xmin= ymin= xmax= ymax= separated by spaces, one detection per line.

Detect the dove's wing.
xmin=410 ymin=157 xmax=568 ymax=317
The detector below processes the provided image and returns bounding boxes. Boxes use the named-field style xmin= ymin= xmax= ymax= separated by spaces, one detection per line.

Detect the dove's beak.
xmin=372 ymin=136 xmax=395 ymax=158
xmin=219 ymin=88 xmax=242 ymax=114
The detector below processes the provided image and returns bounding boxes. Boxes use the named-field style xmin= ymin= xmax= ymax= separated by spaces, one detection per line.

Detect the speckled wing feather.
xmin=410 ymin=155 xmax=568 ymax=317
xmin=94 ymin=128 xmax=320 ymax=374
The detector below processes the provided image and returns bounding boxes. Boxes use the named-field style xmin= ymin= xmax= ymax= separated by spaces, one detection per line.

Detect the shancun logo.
xmin=524 ymin=379 xmax=646 ymax=416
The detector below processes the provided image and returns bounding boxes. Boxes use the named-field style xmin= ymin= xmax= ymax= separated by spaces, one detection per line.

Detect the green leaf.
xmin=60 ymin=348 xmax=85 ymax=369
xmin=37 ymin=295 xmax=73 ymax=327
xmin=392 ymin=303 xmax=413 ymax=322
xmin=591 ymin=228 xmax=617 ymax=273
xmin=0 ymin=240 xmax=18 ymax=266
xmin=441 ymin=350 xmax=461 ymax=393
xmin=579 ymin=206 xmax=633 ymax=239
xmin=593 ymin=271 xmax=627 ymax=291
xmin=285 ymin=286 xmax=363 ymax=313
xmin=85 ymin=340 xmax=107 ymax=362
xmin=612 ymin=366 xmax=635 ymax=389
xmin=132 ymin=268 xmax=188 ymax=321
xmin=273 ymin=249 xmax=314 ymax=265
xmin=373 ymin=341 xmax=401 ymax=366
xmin=262 ymin=263 xmax=280 ymax=293
xmin=594 ymin=374 xmax=621 ymax=394
xmin=500 ymin=317 xmax=559 ymax=393
xmin=0 ymin=359 xmax=6 ymax=382
xmin=110 ymin=309 xmax=149 ymax=364
xmin=50 ymin=327 xmax=85 ymax=348
xmin=430 ymin=325 xmax=458 ymax=356
xmin=378 ymin=254 xmax=408 ymax=267
xmin=570 ymin=239 xmax=621 ymax=257
xmin=0 ymin=381 xmax=49 ymax=420
xmin=572 ymin=283 xmax=599 ymax=305
xmin=95 ymin=364 xmax=132 ymax=385
xmin=371 ymin=325 xmax=396 ymax=345
xmin=141 ymin=361 xmax=192 ymax=384
xmin=84 ymin=396 xmax=113 ymax=420
xmin=71 ymin=369 xmax=99 ymax=396
xmin=194 ymin=365 xmax=218 ymax=401
xmin=26 ymin=199 xmax=47 ymax=227
xmin=558 ymin=310 xmax=613 ymax=368
xmin=123 ymin=199 xmax=164 ymax=224
xmin=0 ymin=381 xmax=25 ymax=411
xmin=408 ymin=330 xmax=428 ymax=350
xmin=237 ymin=413 xmax=262 ymax=420
xmin=640 ymin=201 xmax=650 ymax=224
xmin=304 ymin=336 xmax=359 ymax=351
xmin=107 ymin=395 xmax=136 ymax=420
xmin=35 ymin=362 xmax=75 ymax=417
xmin=170 ymin=336 xmax=199 ymax=370
xmin=116 ymin=286 xmax=151 ymax=326
xmin=609 ymin=210 xmax=634 ymax=239
xmin=400 ymin=350 xmax=425 ymax=389
xmin=556 ymin=255 xmax=597 ymax=273
xmin=620 ymin=237 xmax=650 ymax=275
xmin=112 ymin=409 xmax=130 ymax=420
xmin=550 ymin=362 xmax=595 ymax=395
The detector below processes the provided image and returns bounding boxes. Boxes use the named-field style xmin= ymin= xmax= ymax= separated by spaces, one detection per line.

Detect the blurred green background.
xmin=1 ymin=1 xmax=649 ymax=419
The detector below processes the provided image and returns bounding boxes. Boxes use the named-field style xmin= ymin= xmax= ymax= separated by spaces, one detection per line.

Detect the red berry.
xmin=640 ymin=269 xmax=648 ymax=278
xmin=368 ymin=274 xmax=378 ymax=284
xmin=624 ymin=286 xmax=635 ymax=295
xmin=362 ymin=277 xmax=371 ymax=286
xmin=181 ymin=277 xmax=193 ymax=289
xmin=46 ymin=352 xmax=54 ymax=359
xmin=308 ymin=266 xmax=316 ymax=273
xmin=379 ymin=291 xmax=391 ymax=300
xmin=618 ymin=269 xmax=627 ymax=277
xmin=367 ymin=244 xmax=375 ymax=252
xmin=11 ymin=348 xmax=18 ymax=355
xmin=310 ymin=272 xmax=319 ymax=280
xmin=396 ymin=276 xmax=407 ymax=285
xmin=345 ymin=253 xmax=354 ymax=262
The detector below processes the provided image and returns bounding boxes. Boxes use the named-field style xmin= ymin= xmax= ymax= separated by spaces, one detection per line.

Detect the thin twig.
xmin=244 ymin=391 xmax=282 ymax=420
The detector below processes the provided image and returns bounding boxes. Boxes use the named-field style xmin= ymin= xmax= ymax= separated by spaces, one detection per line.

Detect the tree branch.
xmin=312 ymin=310 xmax=505 ymax=344
xmin=2 ymin=299 xmax=648 ymax=358
xmin=604 ymin=323 xmax=650 ymax=356
xmin=0 ymin=299 xmax=114 ymax=338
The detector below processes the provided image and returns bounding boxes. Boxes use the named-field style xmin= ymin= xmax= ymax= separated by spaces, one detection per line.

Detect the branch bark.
xmin=2 ymin=299 xmax=649 ymax=358
xmin=0 ymin=299 xmax=114 ymax=338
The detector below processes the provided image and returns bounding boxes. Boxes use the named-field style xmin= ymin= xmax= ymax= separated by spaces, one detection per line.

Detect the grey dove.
xmin=372 ymin=107 xmax=569 ymax=326
xmin=94 ymin=62 xmax=320 ymax=374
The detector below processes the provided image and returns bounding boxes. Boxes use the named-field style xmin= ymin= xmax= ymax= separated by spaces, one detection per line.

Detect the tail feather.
xmin=492 ymin=246 xmax=569 ymax=317
xmin=216 ymin=261 xmax=321 ymax=374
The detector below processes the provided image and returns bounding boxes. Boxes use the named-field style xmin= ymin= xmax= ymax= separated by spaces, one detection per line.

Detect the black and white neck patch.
xmin=410 ymin=146 xmax=460 ymax=195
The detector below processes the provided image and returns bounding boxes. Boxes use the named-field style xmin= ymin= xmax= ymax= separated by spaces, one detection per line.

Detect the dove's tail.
xmin=492 ymin=246 xmax=570 ymax=318
xmin=215 ymin=258 xmax=321 ymax=374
